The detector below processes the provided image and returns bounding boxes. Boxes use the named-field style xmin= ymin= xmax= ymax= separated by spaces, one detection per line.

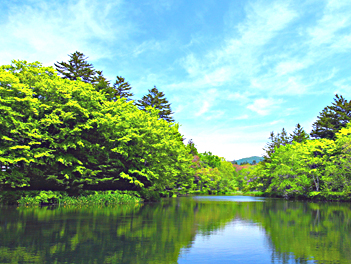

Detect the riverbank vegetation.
xmin=0 ymin=54 xmax=238 ymax=205
xmin=239 ymin=95 xmax=351 ymax=201
xmin=2 ymin=52 xmax=351 ymax=204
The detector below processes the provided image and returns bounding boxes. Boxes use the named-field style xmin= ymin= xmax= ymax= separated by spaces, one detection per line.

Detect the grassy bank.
xmin=0 ymin=190 xmax=143 ymax=206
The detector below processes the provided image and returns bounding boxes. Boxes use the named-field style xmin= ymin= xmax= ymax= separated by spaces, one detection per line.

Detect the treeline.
xmin=240 ymin=95 xmax=351 ymax=200
xmin=0 ymin=53 xmax=238 ymax=202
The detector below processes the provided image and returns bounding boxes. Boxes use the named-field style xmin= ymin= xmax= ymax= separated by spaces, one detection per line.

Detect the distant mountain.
xmin=232 ymin=156 xmax=264 ymax=165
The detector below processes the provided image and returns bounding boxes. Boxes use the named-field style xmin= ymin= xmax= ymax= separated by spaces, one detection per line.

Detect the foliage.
xmin=136 ymin=86 xmax=174 ymax=122
xmin=244 ymin=123 xmax=351 ymax=199
xmin=310 ymin=94 xmax=351 ymax=139
xmin=54 ymin=51 xmax=97 ymax=84
xmin=0 ymin=190 xmax=142 ymax=205
xmin=186 ymin=139 xmax=198 ymax=155
xmin=290 ymin=123 xmax=310 ymax=143
xmin=110 ymin=76 xmax=134 ymax=101
xmin=192 ymin=152 xmax=238 ymax=194
xmin=263 ymin=124 xmax=309 ymax=162
xmin=0 ymin=60 xmax=193 ymax=196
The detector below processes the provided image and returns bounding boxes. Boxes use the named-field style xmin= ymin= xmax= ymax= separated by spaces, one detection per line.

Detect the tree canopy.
xmin=310 ymin=94 xmax=351 ymax=140
xmin=136 ymin=86 xmax=174 ymax=122
xmin=54 ymin=51 xmax=98 ymax=83
xmin=103 ymin=76 xmax=134 ymax=101
xmin=263 ymin=124 xmax=309 ymax=162
xmin=0 ymin=60 xmax=192 ymax=195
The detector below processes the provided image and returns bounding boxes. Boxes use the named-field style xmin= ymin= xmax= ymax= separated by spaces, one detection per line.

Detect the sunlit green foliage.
xmin=0 ymin=60 xmax=193 ymax=196
xmin=136 ymin=86 xmax=174 ymax=123
xmin=192 ymin=152 xmax=238 ymax=194
xmin=310 ymin=94 xmax=351 ymax=139
xmin=244 ymin=123 xmax=351 ymax=199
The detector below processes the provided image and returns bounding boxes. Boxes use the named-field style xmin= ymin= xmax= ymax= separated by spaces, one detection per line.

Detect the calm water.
xmin=0 ymin=196 xmax=350 ymax=264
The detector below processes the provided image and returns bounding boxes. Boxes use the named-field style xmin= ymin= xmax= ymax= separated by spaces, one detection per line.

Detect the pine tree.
xmin=110 ymin=76 xmax=134 ymax=101
xmin=92 ymin=70 xmax=111 ymax=92
xmin=310 ymin=94 xmax=351 ymax=139
xmin=187 ymin=139 xmax=198 ymax=155
xmin=136 ymin=86 xmax=174 ymax=122
xmin=263 ymin=128 xmax=290 ymax=162
xmin=290 ymin=123 xmax=309 ymax=143
xmin=54 ymin=51 xmax=97 ymax=83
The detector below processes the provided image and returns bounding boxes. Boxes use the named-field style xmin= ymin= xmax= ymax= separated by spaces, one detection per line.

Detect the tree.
xmin=263 ymin=128 xmax=290 ymax=162
xmin=186 ymin=139 xmax=198 ymax=155
xmin=0 ymin=60 xmax=193 ymax=194
xmin=92 ymin=70 xmax=111 ymax=92
xmin=103 ymin=76 xmax=134 ymax=101
xmin=310 ymin=94 xmax=351 ymax=140
xmin=136 ymin=86 xmax=174 ymax=122
xmin=290 ymin=123 xmax=310 ymax=143
xmin=54 ymin=51 xmax=97 ymax=83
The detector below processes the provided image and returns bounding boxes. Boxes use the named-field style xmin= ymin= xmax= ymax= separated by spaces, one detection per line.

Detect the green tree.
xmin=0 ymin=60 xmax=193 ymax=195
xmin=103 ymin=76 xmax=134 ymax=101
xmin=263 ymin=128 xmax=290 ymax=162
xmin=92 ymin=70 xmax=111 ymax=92
xmin=186 ymin=139 xmax=198 ymax=155
xmin=310 ymin=94 xmax=351 ymax=140
xmin=136 ymin=86 xmax=174 ymax=122
xmin=54 ymin=51 xmax=97 ymax=83
xmin=198 ymin=151 xmax=221 ymax=168
xmin=290 ymin=123 xmax=309 ymax=143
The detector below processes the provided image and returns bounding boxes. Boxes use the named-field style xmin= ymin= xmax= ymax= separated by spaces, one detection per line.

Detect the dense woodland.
xmin=1 ymin=51 xmax=351 ymax=203
xmin=0 ymin=52 xmax=238 ymax=202
xmin=240 ymin=94 xmax=351 ymax=200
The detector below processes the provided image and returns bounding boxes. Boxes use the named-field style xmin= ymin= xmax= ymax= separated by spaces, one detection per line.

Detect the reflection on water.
xmin=0 ymin=196 xmax=350 ymax=263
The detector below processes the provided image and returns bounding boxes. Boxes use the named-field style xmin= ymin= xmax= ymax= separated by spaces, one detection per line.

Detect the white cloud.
xmin=232 ymin=114 xmax=249 ymax=120
xmin=194 ymin=89 xmax=218 ymax=117
xmin=247 ymin=98 xmax=284 ymax=116
xmin=196 ymin=101 xmax=211 ymax=117
xmin=0 ymin=0 xmax=130 ymax=66
xmin=275 ymin=61 xmax=306 ymax=76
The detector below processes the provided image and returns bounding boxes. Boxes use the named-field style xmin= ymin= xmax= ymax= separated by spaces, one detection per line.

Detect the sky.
xmin=1 ymin=0 xmax=351 ymax=161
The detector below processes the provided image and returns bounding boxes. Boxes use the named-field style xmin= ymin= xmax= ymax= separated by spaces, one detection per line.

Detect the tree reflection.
xmin=0 ymin=198 xmax=350 ymax=263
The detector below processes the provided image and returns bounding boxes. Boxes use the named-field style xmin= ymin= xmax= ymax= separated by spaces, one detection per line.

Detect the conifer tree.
xmin=263 ymin=128 xmax=290 ymax=162
xmin=187 ymin=139 xmax=198 ymax=155
xmin=92 ymin=70 xmax=111 ymax=92
xmin=290 ymin=123 xmax=309 ymax=143
xmin=104 ymin=76 xmax=134 ymax=101
xmin=54 ymin=51 xmax=97 ymax=83
xmin=310 ymin=94 xmax=351 ymax=139
xmin=136 ymin=86 xmax=174 ymax=122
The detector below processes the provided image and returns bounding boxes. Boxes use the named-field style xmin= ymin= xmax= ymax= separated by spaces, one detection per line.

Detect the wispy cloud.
xmin=0 ymin=0 xmax=130 ymax=65
xmin=247 ymin=98 xmax=284 ymax=116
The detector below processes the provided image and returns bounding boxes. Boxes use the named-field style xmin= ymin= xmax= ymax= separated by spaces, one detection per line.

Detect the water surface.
xmin=0 ymin=196 xmax=350 ymax=263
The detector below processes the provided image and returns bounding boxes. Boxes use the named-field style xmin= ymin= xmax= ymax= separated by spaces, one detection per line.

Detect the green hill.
xmin=232 ymin=156 xmax=264 ymax=165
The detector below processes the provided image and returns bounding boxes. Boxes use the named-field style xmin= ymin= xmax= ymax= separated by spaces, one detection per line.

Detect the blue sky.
xmin=1 ymin=0 xmax=351 ymax=161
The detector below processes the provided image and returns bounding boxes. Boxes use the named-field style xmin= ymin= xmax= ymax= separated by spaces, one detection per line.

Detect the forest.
xmin=1 ymin=51 xmax=351 ymax=204
xmin=240 ymin=94 xmax=351 ymax=200
xmin=0 ymin=52 xmax=238 ymax=204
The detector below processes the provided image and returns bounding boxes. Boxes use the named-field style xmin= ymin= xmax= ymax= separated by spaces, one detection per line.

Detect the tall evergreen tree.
xmin=92 ymin=70 xmax=111 ymax=92
xmin=136 ymin=86 xmax=174 ymax=122
xmin=54 ymin=51 xmax=97 ymax=83
xmin=103 ymin=76 xmax=134 ymax=101
xmin=310 ymin=94 xmax=351 ymax=139
xmin=290 ymin=123 xmax=309 ymax=143
xmin=187 ymin=139 xmax=198 ymax=155
xmin=263 ymin=128 xmax=290 ymax=162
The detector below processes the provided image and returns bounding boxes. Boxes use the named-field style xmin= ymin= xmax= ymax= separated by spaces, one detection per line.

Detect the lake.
xmin=0 ymin=195 xmax=350 ymax=263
